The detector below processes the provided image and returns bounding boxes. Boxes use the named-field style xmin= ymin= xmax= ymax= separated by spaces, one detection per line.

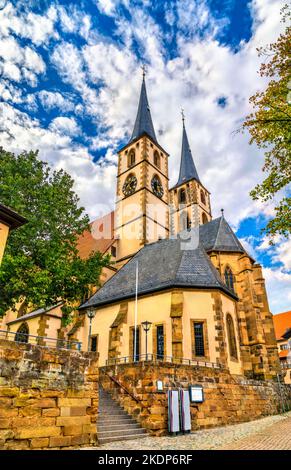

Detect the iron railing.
xmin=106 ymin=353 xmax=224 ymax=369
xmin=0 ymin=329 xmax=82 ymax=351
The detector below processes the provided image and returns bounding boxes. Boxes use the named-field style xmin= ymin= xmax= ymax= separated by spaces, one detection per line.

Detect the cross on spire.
xmin=181 ymin=108 xmax=185 ymax=124
xmin=141 ymin=64 xmax=147 ymax=78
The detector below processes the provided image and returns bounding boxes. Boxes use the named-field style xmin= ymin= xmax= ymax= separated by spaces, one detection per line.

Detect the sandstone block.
xmin=49 ymin=436 xmax=71 ymax=447
xmin=0 ymin=407 xmax=18 ymax=418
xmin=42 ymin=408 xmax=60 ymax=417
xmin=12 ymin=416 xmax=55 ymax=428
xmin=0 ymin=418 xmax=11 ymax=429
xmin=56 ymin=416 xmax=91 ymax=427
xmin=30 ymin=438 xmax=49 ymax=449
xmin=70 ymin=434 xmax=89 ymax=446
xmin=58 ymin=398 xmax=91 ymax=407
xmin=63 ymin=425 xmax=83 ymax=436
xmin=5 ymin=439 xmax=29 ymax=450
xmin=16 ymin=426 xmax=61 ymax=439
xmin=18 ymin=406 xmax=41 ymax=417
xmin=0 ymin=387 xmax=19 ymax=397
xmin=82 ymin=424 xmax=97 ymax=434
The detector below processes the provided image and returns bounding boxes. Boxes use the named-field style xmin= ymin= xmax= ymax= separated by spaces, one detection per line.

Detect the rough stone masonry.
xmin=0 ymin=339 xmax=98 ymax=450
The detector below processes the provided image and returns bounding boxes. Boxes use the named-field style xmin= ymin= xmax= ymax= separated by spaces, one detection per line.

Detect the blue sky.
xmin=0 ymin=0 xmax=290 ymax=313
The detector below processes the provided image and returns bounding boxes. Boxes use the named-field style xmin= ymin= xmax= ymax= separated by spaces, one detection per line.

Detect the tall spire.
xmin=129 ymin=68 xmax=157 ymax=144
xmin=175 ymin=113 xmax=200 ymax=187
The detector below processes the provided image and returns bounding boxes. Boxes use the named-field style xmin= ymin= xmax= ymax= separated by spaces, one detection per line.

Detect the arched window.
xmin=15 ymin=323 xmax=29 ymax=343
xmin=224 ymin=266 xmax=234 ymax=291
xmin=202 ymin=212 xmax=208 ymax=224
xmin=179 ymin=211 xmax=191 ymax=231
xmin=226 ymin=314 xmax=238 ymax=360
xmin=128 ymin=149 xmax=135 ymax=167
xmin=178 ymin=188 xmax=186 ymax=204
xmin=200 ymin=190 xmax=206 ymax=205
xmin=154 ymin=151 xmax=160 ymax=168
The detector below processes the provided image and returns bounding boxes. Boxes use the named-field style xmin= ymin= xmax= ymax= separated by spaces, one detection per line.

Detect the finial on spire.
xmin=221 ymin=208 xmax=224 ymax=217
xmin=141 ymin=64 xmax=147 ymax=79
xmin=181 ymin=108 xmax=185 ymax=125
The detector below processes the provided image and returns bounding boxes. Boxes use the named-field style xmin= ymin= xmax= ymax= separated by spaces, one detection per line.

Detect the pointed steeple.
xmin=175 ymin=114 xmax=200 ymax=187
xmin=129 ymin=71 xmax=157 ymax=144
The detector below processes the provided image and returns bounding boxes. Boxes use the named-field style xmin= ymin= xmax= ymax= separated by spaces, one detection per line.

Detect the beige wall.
xmin=88 ymin=288 xmax=243 ymax=374
xmin=0 ymin=222 xmax=9 ymax=264
xmin=8 ymin=316 xmax=40 ymax=337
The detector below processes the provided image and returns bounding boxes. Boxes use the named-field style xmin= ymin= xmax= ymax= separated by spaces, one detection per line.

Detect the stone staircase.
xmin=97 ymin=387 xmax=148 ymax=444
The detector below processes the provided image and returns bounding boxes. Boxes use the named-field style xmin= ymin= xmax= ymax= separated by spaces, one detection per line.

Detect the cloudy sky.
xmin=0 ymin=0 xmax=290 ymax=313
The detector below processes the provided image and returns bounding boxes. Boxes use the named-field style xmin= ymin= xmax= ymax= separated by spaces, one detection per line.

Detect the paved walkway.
xmin=91 ymin=412 xmax=291 ymax=450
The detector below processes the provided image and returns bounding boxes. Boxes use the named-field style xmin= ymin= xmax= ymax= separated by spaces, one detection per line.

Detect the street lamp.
xmin=142 ymin=320 xmax=152 ymax=361
xmin=86 ymin=306 xmax=96 ymax=352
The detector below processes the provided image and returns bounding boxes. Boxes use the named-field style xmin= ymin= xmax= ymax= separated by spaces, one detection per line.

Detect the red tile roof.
xmin=76 ymin=211 xmax=115 ymax=260
xmin=273 ymin=311 xmax=291 ymax=341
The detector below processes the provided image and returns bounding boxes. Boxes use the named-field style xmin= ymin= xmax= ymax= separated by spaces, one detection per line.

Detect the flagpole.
xmin=134 ymin=260 xmax=138 ymax=362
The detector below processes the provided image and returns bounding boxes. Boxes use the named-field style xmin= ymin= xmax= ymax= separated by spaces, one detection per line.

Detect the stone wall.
xmin=0 ymin=339 xmax=98 ymax=450
xmin=100 ymin=362 xmax=291 ymax=436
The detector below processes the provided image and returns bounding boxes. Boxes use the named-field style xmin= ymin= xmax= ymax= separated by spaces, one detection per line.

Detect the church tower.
xmin=169 ymin=115 xmax=212 ymax=234
xmin=114 ymin=72 xmax=170 ymax=267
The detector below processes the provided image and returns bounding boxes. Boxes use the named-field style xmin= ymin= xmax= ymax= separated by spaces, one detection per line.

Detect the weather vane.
xmin=181 ymin=108 xmax=185 ymax=124
xmin=141 ymin=64 xmax=147 ymax=78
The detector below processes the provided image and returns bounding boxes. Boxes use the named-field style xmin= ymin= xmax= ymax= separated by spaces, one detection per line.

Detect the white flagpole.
xmin=134 ymin=260 xmax=138 ymax=361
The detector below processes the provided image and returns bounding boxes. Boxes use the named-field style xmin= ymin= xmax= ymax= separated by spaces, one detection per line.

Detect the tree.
xmin=243 ymin=5 xmax=291 ymax=239
xmin=0 ymin=148 xmax=110 ymax=322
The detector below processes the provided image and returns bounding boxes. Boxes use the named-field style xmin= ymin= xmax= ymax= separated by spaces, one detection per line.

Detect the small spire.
xmin=221 ymin=208 xmax=224 ymax=217
xmin=174 ymin=119 xmax=200 ymax=187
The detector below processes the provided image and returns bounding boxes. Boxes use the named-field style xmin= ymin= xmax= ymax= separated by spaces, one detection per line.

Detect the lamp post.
xmin=142 ymin=320 xmax=152 ymax=361
xmin=86 ymin=306 xmax=96 ymax=352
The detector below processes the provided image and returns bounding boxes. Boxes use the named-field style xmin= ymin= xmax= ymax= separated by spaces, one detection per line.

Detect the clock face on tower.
xmin=151 ymin=175 xmax=164 ymax=198
xmin=122 ymin=174 xmax=137 ymax=196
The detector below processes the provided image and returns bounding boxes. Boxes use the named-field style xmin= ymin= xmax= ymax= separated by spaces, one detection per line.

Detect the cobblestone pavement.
xmin=88 ymin=412 xmax=291 ymax=450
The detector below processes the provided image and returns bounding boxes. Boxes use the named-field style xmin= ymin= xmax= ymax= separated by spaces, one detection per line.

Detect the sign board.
xmin=157 ymin=380 xmax=163 ymax=392
xmin=189 ymin=385 xmax=204 ymax=403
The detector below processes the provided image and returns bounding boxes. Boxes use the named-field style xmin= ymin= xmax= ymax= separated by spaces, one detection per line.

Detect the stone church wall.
xmin=100 ymin=362 xmax=291 ymax=436
xmin=0 ymin=339 xmax=98 ymax=450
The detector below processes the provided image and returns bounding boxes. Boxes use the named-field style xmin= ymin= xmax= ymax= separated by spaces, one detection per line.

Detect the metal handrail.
xmin=103 ymin=371 xmax=140 ymax=403
xmin=106 ymin=353 xmax=223 ymax=369
xmin=0 ymin=329 xmax=82 ymax=351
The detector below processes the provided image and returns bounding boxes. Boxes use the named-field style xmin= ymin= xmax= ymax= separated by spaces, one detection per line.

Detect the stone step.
xmin=98 ymin=387 xmax=147 ymax=443
xmin=98 ymin=428 xmax=147 ymax=438
xmin=98 ymin=432 xmax=148 ymax=445
xmin=98 ymin=422 xmax=141 ymax=431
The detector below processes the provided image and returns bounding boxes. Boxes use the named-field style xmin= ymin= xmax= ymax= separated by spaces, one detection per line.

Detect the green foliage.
xmin=243 ymin=5 xmax=291 ymax=239
xmin=0 ymin=147 xmax=110 ymax=318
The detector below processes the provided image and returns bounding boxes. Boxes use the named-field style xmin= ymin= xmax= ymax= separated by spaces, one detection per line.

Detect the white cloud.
xmin=263 ymin=267 xmax=291 ymax=314
xmin=49 ymin=116 xmax=80 ymax=136
xmin=0 ymin=3 xmax=58 ymax=45
xmin=0 ymin=0 xmax=289 ymax=311
xmin=38 ymin=91 xmax=75 ymax=112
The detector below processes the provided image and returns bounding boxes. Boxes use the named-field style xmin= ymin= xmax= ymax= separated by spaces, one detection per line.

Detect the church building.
xmin=2 ymin=74 xmax=280 ymax=382
xmin=77 ymin=74 xmax=279 ymax=381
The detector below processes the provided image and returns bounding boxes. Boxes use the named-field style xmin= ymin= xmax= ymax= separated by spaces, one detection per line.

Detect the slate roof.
xmin=199 ymin=216 xmax=246 ymax=254
xmin=7 ymin=303 xmax=63 ymax=325
xmin=128 ymin=76 xmax=157 ymax=144
xmin=79 ymin=230 xmax=238 ymax=309
xmin=173 ymin=122 xmax=200 ymax=188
